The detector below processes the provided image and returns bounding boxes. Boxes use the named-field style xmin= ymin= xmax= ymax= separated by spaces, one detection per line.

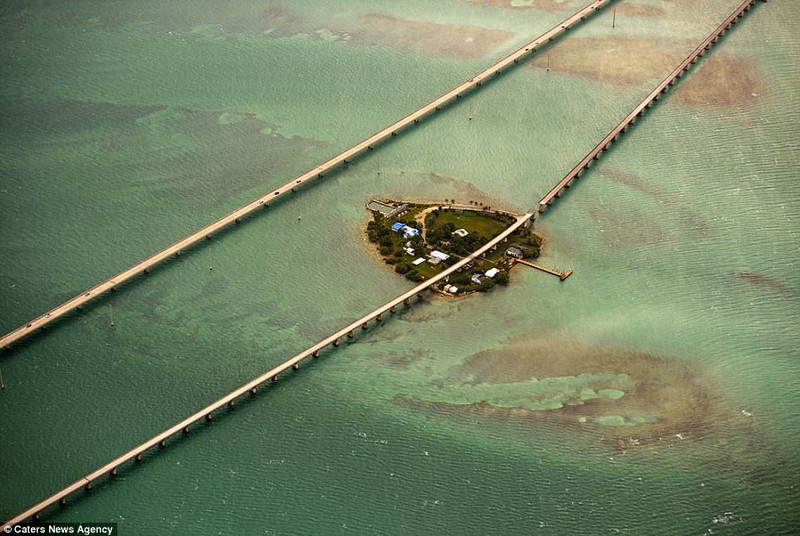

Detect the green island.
xmin=366 ymin=199 xmax=543 ymax=295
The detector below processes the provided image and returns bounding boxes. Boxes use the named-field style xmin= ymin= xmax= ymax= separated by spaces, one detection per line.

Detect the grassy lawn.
xmin=430 ymin=209 xmax=508 ymax=240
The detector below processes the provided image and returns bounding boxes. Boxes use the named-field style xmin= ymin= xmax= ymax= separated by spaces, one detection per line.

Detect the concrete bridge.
xmin=537 ymin=0 xmax=766 ymax=212
xmin=0 ymin=0 xmax=615 ymax=352
xmin=0 ymin=213 xmax=533 ymax=529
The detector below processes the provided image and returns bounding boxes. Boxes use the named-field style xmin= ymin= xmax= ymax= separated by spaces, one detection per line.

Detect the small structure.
xmin=471 ymin=273 xmax=486 ymax=285
xmin=506 ymin=246 xmax=524 ymax=259
xmin=485 ymin=268 xmax=499 ymax=278
xmin=391 ymin=222 xmax=420 ymax=238
xmin=452 ymin=228 xmax=469 ymax=238
xmin=448 ymin=285 xmax=458 ymax=293
xmin=430 ymin=250 xmax=450 ymax=261
xmin=402 ymin=226 xmax=419 ymax=238
xmin=404 ymin=247 xmax=415 ymax=256
xmin=412 ymin=257 xmax=426 ymax=266
xmin=387 ymin=203 xmax=409 ymax=219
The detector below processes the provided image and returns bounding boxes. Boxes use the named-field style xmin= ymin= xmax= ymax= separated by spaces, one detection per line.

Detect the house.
xmin=506 ymin=246 xmax=524 ymax=259
xmin=430 ymin=250 xmax=450 ymax=261
xmin=485 ymin=268 xmax=499 ymax=278
xmin=452 ymin=228 xmax=469 ymax=238
xmin=401 ymin=225 xmax=419 ymax=238
xmin=404 ymin=247 xmax=415 ymax=256
xmin=412 ymin=257 xmax=426 ymax=266
xmin=391 ymin=222 xmax=405 ymax=232
xmin=471 ymin=273 xmax=486 ymax=285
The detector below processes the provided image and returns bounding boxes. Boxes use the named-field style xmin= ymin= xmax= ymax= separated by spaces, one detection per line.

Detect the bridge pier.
xmin=347 ymin=330 xmax=355 ymax=338
xmin=333 ymin=339 xmax=340 ymax=347
xmin=85 ymin=482 xmax=93 ymax=492
xmin=135 ymin=453 xmax=143 ymax=462
xmin=59 ymin=498 xmax=67 ymax=507
xmin=313 ymin=350 xmax=320 ymax=358
xmin=228 ymin=400 xmax=235 ymax=407
xmin=249 ymin=387 xmax=257 ymax=395
xmin=376 ymin=314 xmax=383 ymax=322
xmin=182 ymin=426 xmax=190 ymax=434
xmin=272 ymin=375 xmax=279 ymax=382
xmin=403 ymin=298 xmax=410 ymax=306
xmin=205 ymin=413 xmax=213 ymax=422
xmin=362 ymin=323 xmax=369 ymax=330
xmin=292 ymin=363 xmax=299 ymax=370
xmin=159 ymin=439 xmax=166 ymax=448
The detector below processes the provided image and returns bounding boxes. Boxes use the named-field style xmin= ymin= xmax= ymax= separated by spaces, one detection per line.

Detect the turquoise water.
xmin=1 ymin=0 xmax=798 ymax=534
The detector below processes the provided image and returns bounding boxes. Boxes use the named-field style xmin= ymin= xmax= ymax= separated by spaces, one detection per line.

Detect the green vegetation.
xmin=366 ymin=201 xmax=542 ymax=296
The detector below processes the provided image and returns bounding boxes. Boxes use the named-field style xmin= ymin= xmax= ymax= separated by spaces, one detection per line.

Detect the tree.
xmin=495 ymin=271 xmax=509 ymax=286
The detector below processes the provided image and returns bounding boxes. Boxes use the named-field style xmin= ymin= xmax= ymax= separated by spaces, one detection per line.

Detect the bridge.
xmin=2 ymin=0 xmax=768 ymax=528
xmin=1 ymin=213 xmax=533 ymax=528
xmin=0 ymin=0 xmax=615 ymax=352
xmin=537 ymin=0 xmax=765 ymax=212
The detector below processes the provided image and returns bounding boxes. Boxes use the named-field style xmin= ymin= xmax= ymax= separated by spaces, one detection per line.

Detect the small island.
xmin=366 ymin=199 xmax=544 ymax=296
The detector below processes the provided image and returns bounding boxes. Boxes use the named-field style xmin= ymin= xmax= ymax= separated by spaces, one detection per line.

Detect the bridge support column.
xmin=390 ymin=306 xmax=396 ymax=313
xmin=361 ymin=323 xmax=369 ymax=330
xmin=159 ymin=440 xmax=166 ymax=448
xmin=135 ymin=453 xmax=142 ymax=462
xmin=347 ymin=330 xmax=354 ymax=338
xmin=376 ymin=314 xmax=383 ymax=322
xmin=111 ymin=466 xmax=119 ymax=476
xmin=313 ymin=350 xmax=320 ymax=358
xmin=250 ymin=387 xmax=257 ymax=395
xmin=228 ymin=400 xmax=235 ymax=408
xmin=205 ymin=413 xmax=213 ymax=422
xmin=60 ymin=498 xmax=67 ymax=507
xmin=183 ymin=426 xmax=190 ymax=434
xmin=333 ymin=339 xmax=340 ymax=347
xmin=292 ymin=363 xmax=299 ymax=370
xmin=272 ymin=375 xmax=279 ymax=382
xmin=403 ymin=298 xmax=410 ymax=306
xmin=85 ymin=482 xmax=93 ymax=492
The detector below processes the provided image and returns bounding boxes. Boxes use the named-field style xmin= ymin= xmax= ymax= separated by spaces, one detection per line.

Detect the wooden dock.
xmin=537 ymin=0 xmax=765 ymax=212
xmin=516 ymin=259 xmax=572 ymax=281
xmin=0 ymin=0 xmax=615 ymax=353
xmin=0 ymin=214 xmax=534 ymax=529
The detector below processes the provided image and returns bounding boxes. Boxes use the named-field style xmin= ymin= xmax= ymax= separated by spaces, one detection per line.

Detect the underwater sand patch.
xmin=528 ymin=36 xmax=689 ymax=85
xmin=259 ymin=6 xmax=514 ymax=59
xmin=672 ymin=52 xmax=764 ymax=108
xmin=410 ymin=338 xmax=727 ymax=444
xmin=527 ymin=35 xmax=764 ymax=108
xmin=600 ymin=168 xmax=712 ymax=236
xmin=736 ymin=272 xmax=798 ymax=297
xmin=460 ymin=0 xmax=577 ymax=11
xmin=353 ymin=13 xmax=515 ymax=59
xmin=616 ymin=3 xmax=668 ymax=18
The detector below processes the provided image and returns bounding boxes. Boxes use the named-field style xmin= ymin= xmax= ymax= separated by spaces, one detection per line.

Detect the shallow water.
xmin=1 ymin=0 xmax=798 ymax=534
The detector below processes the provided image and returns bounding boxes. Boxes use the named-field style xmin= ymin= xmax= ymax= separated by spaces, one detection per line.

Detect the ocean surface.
xmin=1 ymin=0 xmax=798 ymax=534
